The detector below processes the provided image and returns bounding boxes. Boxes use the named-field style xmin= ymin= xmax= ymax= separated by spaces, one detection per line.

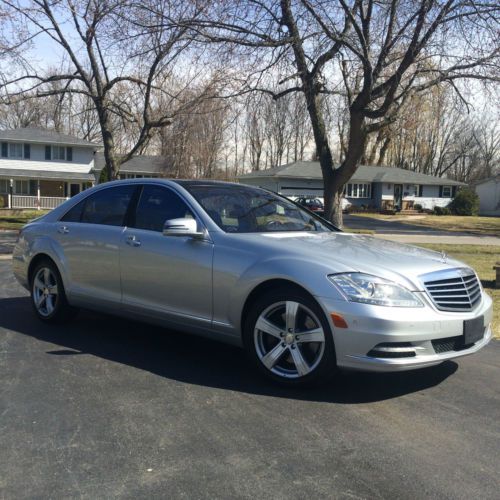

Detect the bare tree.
xmin=0 ymin=0 xmax=220 ymax=180
xmin=244 ymin=93 xmax=267 ymax=170
xmin=367 ymin=87 xmax=500 ymax=183
xmin=157 ymin=89 xmax=231 ymax=178
xmin=188 ymin=0 xmax=500 ymax=225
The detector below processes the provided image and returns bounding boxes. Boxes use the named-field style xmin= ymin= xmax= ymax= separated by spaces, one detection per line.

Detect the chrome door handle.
xmin=126 ymin=235 xmax=141 ymax=247
xmin=58 ymin=225 xmax=69 ymax=234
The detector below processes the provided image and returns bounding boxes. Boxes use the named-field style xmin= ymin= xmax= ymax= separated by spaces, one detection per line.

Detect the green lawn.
xmin=355 ymin=214 xmax=500 ymax=236
xmin=0 ymin=211 xmax=48 ymax=230
xmin=417 ymin=244 xmax=499 ymax=339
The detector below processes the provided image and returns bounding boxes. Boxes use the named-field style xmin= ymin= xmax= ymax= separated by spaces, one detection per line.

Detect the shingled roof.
xmin=93 ymin=153 xmax=174 ymax=175
xmin=239 ymin=161 xmax=465 ymax=186
xmin=0 ymin=127 xmax=101 ymax=148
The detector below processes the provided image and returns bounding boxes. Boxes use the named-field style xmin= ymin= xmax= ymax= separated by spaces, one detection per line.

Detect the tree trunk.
xmin=96 ymin=106 xmax=119 ymax=181
xmin=101 ymin=135 xmax=119 ymax=181
xmin=377 ymin=136 xmax=391 ymax=165
xmin=323 ymin=110 xmax=367 ymax=227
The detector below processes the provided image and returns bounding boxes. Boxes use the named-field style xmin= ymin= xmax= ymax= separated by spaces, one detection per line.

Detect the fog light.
xmin=367 ymin=342 xmax=416 ymax=358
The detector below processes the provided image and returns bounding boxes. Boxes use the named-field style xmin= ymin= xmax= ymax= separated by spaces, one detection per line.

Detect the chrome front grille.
xmin=422 ymin=268 xmax=482 ymax=312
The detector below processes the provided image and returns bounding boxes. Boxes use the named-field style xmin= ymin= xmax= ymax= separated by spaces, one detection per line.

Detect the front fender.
xmin=226 ymin=256 xmax=346 ymax=335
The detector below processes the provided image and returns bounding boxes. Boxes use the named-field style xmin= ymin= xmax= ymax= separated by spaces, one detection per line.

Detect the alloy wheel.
xmin=254 ymin=300 xmax=326 ymax=379
xmin=33 ymin=267 xmax=59 ymax=317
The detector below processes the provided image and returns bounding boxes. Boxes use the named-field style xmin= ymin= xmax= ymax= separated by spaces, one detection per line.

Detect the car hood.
xmin=228 ymin=231 xmax=466 ymax=291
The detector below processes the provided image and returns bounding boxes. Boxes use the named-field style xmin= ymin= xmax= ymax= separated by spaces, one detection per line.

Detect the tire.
xmin=30 ymin=259 xmax=78 ymax=324
xmin=243 ymin=287 xmax=337 ymax=387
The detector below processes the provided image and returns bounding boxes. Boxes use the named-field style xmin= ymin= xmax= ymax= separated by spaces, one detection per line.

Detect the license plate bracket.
xmin=463 ymin=316 xmax=484 ymax=345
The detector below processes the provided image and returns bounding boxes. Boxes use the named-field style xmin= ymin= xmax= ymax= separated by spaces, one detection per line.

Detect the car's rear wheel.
xmin=243 ymin=288 xmax=337 ymax=387
xmin=31 ymin=260 xmax=78 ymax=323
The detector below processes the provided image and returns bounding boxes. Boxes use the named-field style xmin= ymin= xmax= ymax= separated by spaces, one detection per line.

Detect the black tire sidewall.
xmin=243 ymin=288 xmax=337 ymax=387
xmin=30 ymin=260 xmax=73 ymax=323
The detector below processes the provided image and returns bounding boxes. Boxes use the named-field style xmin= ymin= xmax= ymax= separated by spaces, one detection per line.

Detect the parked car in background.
xmin=13 ymin=180 xmax=492 ymax=386
xmin=296 ymin=197 xmax=325 ymax=215
xmin=341 ymin=198 xmax=352 ymax=212
xmin=295 ymin=196 xmax=352 ymax=216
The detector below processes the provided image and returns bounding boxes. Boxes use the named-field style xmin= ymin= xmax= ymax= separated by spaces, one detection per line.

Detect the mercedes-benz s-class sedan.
xmin=13 ymin=180 xmax=492 ymax=386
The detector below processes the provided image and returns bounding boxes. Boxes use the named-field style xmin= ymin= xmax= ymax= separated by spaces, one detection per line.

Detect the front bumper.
xmin=316 ymin=291 xmax=493 ymax=372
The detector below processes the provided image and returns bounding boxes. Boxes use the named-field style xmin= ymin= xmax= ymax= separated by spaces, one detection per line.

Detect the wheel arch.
xmin=28 ymin=253 xmax=59 ymax=286
xmin=240 ymin=278 xmax=318 ymax=336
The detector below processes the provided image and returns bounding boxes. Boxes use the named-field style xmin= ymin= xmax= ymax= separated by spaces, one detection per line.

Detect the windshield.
xmin=186 ymin=185 xmax=333 ymax=233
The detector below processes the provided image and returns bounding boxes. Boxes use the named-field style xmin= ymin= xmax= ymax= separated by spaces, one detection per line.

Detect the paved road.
xmin=343 ymin=215 xmax=464 ymax=235
xmin=1 ymin=261 xmax=499 ymax=499
xmin=373 ymin=233 xmax=500 ymax=246
xmin=344 ymin=215 xmax=500 ymax=245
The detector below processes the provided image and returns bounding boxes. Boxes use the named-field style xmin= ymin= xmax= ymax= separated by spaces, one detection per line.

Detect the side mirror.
xmin=163 ymin=217 xmax=205 ymax=239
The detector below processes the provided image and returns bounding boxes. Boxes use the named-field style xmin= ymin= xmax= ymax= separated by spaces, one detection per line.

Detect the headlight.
xmin=328 ymin=273 xmax=424 ymax=307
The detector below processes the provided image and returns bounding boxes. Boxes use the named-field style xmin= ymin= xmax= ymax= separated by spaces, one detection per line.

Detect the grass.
xmin=416 ymin=244 xmax=499 ymax=339
xmin=343 ymin=228 xmax=375 ymax=234
xmin=354 ymin=213 xmax=500 ymax=236
xmin=0 ymin=210 xmax=48 ymax=230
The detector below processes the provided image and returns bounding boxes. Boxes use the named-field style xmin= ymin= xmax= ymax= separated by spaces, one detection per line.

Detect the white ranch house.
xmin=238 ymin=161 xmax=465 ymax=211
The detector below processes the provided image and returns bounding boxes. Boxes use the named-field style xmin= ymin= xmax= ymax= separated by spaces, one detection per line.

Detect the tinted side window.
xmin=61 ymin=200 xmax=85 ymax=222
xmin=81 ymin=185 xmax=136 ymax=226
xmin=133 ymin=185 xmax=193 ymax=232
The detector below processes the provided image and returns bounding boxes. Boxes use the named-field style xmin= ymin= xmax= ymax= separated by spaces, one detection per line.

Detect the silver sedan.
xmin=13 ymin=180 xmax=493 ymax=386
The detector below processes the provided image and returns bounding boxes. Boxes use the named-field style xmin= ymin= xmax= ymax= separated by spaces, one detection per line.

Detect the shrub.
xmin=414 ymin=203 xmax=422 ymax=211
xmin=434 ymin=206 xmax=451 ymax=216
xmin=448 ymin=188 xmax=479 ymax=216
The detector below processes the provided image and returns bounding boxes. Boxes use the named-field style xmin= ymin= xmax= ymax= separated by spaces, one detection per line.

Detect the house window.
xmin=0 ymin=179 xmax=9 ymax=193
xmin=46 ymin=146 xmax=73 ymax=161
xmin=14 ymin=180 xmax=37 ymax=196
xmin=442 ymin=186 xmax=452 ymax=197
xmin=9 ymin=143 xmax=23 ymax=158
xmin=53 ymin=146 xmax=67 ymax=160
xmin=119 ymin=173 xmax=146 ymax=179
xmin=407 ymin=185 xmax=419 ymax=196
xmin=345 ymin=183 xmax=371 ymax=198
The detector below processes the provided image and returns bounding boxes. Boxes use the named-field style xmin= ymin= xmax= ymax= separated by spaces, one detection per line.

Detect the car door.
xmin=120 ymin=183 xmax=214 ymax=328
xmin=55 ymin=184 xmax=137 ymax=309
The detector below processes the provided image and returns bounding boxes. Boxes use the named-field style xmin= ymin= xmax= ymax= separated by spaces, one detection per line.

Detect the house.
xmin=0 ymin=128 xmax=100 ymax=209
xmin=474 ymin=175 xmax=500 ymax=216
xmin=0 ymin=128 xmax=173 ymax=210
xmin=93 ymin=153 xmax=171 ymax=180
xmin=238 ymin=161 xmax=465 ymax=211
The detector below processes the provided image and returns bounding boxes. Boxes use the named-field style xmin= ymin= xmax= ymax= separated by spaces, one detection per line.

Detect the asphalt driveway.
xmin=1 ymin=260 xmax=499 ymax=499
xmin=0 ymin=230 xmax=18 ymax=255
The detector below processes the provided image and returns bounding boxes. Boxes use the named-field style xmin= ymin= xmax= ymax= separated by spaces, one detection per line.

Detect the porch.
xmin=0 ymin=177 xmax=94 ymax=210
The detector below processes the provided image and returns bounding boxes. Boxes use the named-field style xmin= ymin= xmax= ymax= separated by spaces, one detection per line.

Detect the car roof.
xmin=174 ymin=179 xmax=247 ymax=188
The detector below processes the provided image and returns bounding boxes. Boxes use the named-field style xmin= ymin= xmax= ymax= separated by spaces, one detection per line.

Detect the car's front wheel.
xmin=31 ymin=260 xmax=78 ymax=323
xmin=243 ymin=288 xmax=337 ymax=387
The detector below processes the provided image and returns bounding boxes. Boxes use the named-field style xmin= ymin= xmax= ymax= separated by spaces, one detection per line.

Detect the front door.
xmin=394 ymin=184 xmax=403 ymax=210
xmin=120 ymin=184 xmax=214 ymax=328
xmin=70 ymin=183 xmax=80 ymax=197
